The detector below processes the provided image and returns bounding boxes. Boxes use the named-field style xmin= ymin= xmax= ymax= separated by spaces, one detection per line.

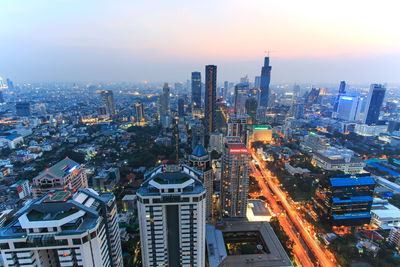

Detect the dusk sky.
xmin=1 ymin=0 xmax=399 ymax=84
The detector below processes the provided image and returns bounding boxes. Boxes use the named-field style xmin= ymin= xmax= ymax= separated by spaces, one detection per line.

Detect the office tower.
xmin=363 ymin=84 xmax=386 ymax=125
xmin=336 ymin=96 xmax=359 ymax=121
xmin=100 ymin=90 xmax=115 ymax=116
xmin=240 ymin=74 xmax=249 ymax=85
xmin=174 ymin=82 xmax=183 ymax=93
xmin=188 ymin=145 xmax=213 ymax=221
xmin=0 ymin=77 xmax=5 ymax=89
xmin=191 ymin=72 xmax=201 ymax=108
xmin=227 ymin=115 xmax=250 ymax=147
xmin=234 ymin=83 xmax=249 ymax=115
xmin=223 ymin=81 xmax=229 ymax=100
xmin=254 ymin=76 xmax=261 ymax=89
xmin=178 ymin=98 xmax=185 ymax=116
xmin=205 ymin=65 xmax=217 ymax=136
xmin=6 ymin=78 xmax=14 ymax=90
xmin=158 ymin=83 xmax=170 ymax=117
xmin=0 ymin=189 xmax=123 ymax=267
xmin=289 ymin=103 xmax=305 ymax=119
xmin=245 ymin=97 xmax=258 ymax=123
xmin=324 ymin=177 xmax=375 ymax=226
xmin=137 ymin=164 xmax=206 ymax=267
xmin=305 ymin=88 xmax=321 ymax=106
xmin=16 ymin=102 xmax=30 ymax=117
xmin=134 ymin=102 xmax=144 ymax=125
xmin=221 ymin=137 xmax=250 ymax=218
xmin=0 ymin=90 xmax=4 ymax=103
xmin=31 ymin=158 xmax=88 ymax=199
xmin=333 ymin=81 xmax=346 ymax=112
xmin=293 ymin=84 xmax=301 ymax=97
xmin=259 ymin=57 xmax=272 ymax=107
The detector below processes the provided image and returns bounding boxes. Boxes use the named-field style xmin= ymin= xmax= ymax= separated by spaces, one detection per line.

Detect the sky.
xmin=0 ymin=0 xmax=400 ymax=84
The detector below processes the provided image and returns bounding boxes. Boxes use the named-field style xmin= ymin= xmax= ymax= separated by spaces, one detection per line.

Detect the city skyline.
xmin=0 ymin=0 xmax=399 ymax=83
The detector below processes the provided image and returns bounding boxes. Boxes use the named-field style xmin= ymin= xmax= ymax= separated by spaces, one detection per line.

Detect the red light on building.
xmin=229 ymin=148 xmax=248 ymax=153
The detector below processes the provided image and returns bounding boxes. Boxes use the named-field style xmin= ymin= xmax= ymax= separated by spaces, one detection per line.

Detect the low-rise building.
xmin=246 ymin=199 xmax=272 ymax=222
xmin=370 ymin=198 xmax=400 ymax=229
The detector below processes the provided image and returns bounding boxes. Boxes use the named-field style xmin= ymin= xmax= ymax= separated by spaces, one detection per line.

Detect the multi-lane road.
xmin=250 ymin=152 xmax=336 ymax=267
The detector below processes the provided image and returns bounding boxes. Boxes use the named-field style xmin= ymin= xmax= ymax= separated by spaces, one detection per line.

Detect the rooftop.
xmin=330 ymin=177 xmax=375 ymax=187
xmin=36 ymin=157 xmax=81 ymax=180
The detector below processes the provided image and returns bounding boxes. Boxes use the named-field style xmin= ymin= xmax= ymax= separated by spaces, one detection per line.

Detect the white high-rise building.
xmin=337 ymin=96 xmax=359 ymax=121
xmin=137 ymin=164 xmax=206 ymax=267
xmin=0 ymin=189 xmax=123 ymax=267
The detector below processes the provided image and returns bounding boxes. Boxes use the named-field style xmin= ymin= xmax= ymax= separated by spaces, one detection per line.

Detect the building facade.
xmin=363 ymin=84 xmax=386 ymax=125
xmin=191 ymin=72 xmax=202 ymax=109
xmin=226 ymin=114 xmax=250 ymax=147
xmin=221 ymin=137 xmax=250 ymax=218
xmin=137 ymin=164 xmax=206 ymax=267
xmin=205 ymin=65 xmax=217 ymax=136
xmin=100 ymin=90 xmax=115 ymax=116
xmin=259 ymin=57 xmax=272 ymax=107
xmin=0 ymin=189 xmax=123 ymax=267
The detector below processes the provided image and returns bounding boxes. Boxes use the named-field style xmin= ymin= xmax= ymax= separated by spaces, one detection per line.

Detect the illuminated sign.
xmin=254 ymin=126 xmax=270 ymax=130
xmin=67 ymin=165 xmax=78 ymax=173
xmin=230 ymin=148 xmax=248 ymax=153
xmin=340 ymin=96 xmax=353 ymax=101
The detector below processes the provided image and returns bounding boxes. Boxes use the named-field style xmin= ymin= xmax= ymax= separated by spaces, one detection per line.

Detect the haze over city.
xmin=1 ymin=0 xmax=400 ymax=83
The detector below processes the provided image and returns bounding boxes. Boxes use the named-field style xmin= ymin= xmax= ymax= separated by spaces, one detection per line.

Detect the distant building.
xmin=134 ymin=102 xmax=145 ymax=125
xmin=324 ymin=177 xmax=375 ymax=226
xmin=312 ymin=147 xmax=365 ymax=174
xmin=249 ymin=125 xmax=273 ymax=144
xmin=92 ymin=167 xmax=120 ymax=191
xmin=31 ymin=158 xmax=88 ymax=199
xmin=121 ymin=194 xmax=137 ymax=211
xmin=16 ymin=102 xmax=30 ymax=117
xmin=191 ymin=72 xmax=202 ymax=108
xmin=363 ymin=84 xmax=386 ymax=125
xmin=389 ymin=227 xmax=400 ymax=248
xmin=137 ymin=164 xmax=206 ymax=267
xmin=234 ymin=83 xmax=249 ymax=115
xmin=227 ymin=114 xmax=250 ymax=147
xmin=0 ymin=189 xmax=123 ymax=267
xmin=209 ymin=132 xmax=224 ymax=153
xmin=259 ymin=57 xmax=272 ymax=107
xmin=336 ymin=96 xmax=362 ymax=121
xmin=0 ymin=134 xmax=24 ymax=149
xmin=305 ymin=88 xmax=321 ymax=106
xmin=302 ymin=132 xmax=330 ymax=152
xmin=178 ymin=98 xmax=185 ymax=116
xmin=205 ymin=65 xmax=217 ymax=136
xmin=0 ymin=91 xmax=4 ymax=103
xmin=333 ymin=81 xmax=346 ymax=112
xmin=100 ymin=90 xmax=115 ymax=116
xmin=221 ymin=137 xmax=250 ymax=218
xmin=8 ymin=180 xmax=31 ymax=199
xmin=158 ymin=83 xmax=170 ymax=117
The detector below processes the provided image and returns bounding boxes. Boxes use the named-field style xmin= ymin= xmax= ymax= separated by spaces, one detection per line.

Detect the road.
xmin=251 ymin=152 xmax=336 ymax=267
xmin=251 ymin=163 xmax=314 ymax=267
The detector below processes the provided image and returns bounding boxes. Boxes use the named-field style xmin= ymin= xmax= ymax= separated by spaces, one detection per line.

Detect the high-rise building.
xmin=336 ymin=96 xmax=359 ymax=121
xmin=333 ymin=81 xmax=346 ymax=112
xmin=31 ymin=158 xmax=88 ymax=199
xmin=259 ymin=57 xmax=272 ymax=107
xmin=254 ymin=76 xmax=261 ymax=89
xmin=245 ymin=97 xmax=258 ymax=123
xmin=191 ymin=117 xmax=205 ymax=149
xmin=174 ymin=82 xmax=183 ymax=93
xmin=223 ymin=81 xmax=229 ymax=100
xmin=0 ymin=90 xmax=4 ymax=103
xmin=234 ymin=83 xmax=249 ymax=115
xmin=221 ymin=137 xmax=250 ymax=218
xmin=0 ymin=188 xmax=123 ymax=267
xmin=16 ymin=102 xmax=30 ymax=117
xmin=100 ymin=90 xmax=115 ymax=116
xmin=158 ymin=83 xmax=170 ymax=117
xmin=188 ymin=145 xmax=213 ymax=221
xmin=191 ymin=72 xmax=201 ymax=108
xmin=134 ymin=102 xmax=145 ymax=125
xmin=227 ymin=115 xmax=250 ymax=147
xmin=305 ymin=88 xmax=321 ymax=106
xmin=178 ymin=98 xmax=185 ymax=116
xmin=240 ymin=74 xmax=249 ymax=85
xmin=137 ymin=164 xmax=206 ymax=267
xmin=363 ymin=84 xmax=386 ymax=125
xmin=205 ymin=65 xmax=217 ymax=136
xmin=6 ymin=78 xmax=14 ymax=90
xmin=323 ymin=177 xmax=375 ymax=226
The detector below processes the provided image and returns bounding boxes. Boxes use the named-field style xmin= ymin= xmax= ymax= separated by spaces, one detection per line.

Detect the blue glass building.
xmin=259 ymin=57 xmax=271 ymax=107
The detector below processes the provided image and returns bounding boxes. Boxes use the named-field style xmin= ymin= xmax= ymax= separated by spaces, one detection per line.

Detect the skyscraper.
xmin=363 ymin=84 xmax=386 ymax=125
xmin=245 ymin=97 xmax=258 ymax=123
xmin=100 ymin=90 xmax=115 ymax=116
xmin=227 ymin=114 xmax=250 ymax=147
xmin=259 ymin=57 xmax=272 ymax=107
xmin=0 ymin=189 xmax=123 ymax=267
xmin=223 ymin=81 xmax=229 ymax=100
xmin=0 ymin=90 xmax=4 ymax=103
xmin=134 ymin=102 xmax=144 ymax=125
xmin=191 ymin=72 xmax=201 ymax=108
xmin=178 ymin=98 xmax=185 ymax=116
xmin=204 ymin=65 xmax=217 ymax=136
xmin=336 ymin=96 xmax=362 ymax=121
xmin=221 ymin=137 xmax=250 ymax=218
xmin=137 ymin=164 xmax=206 ymax=267
xmin=333 ymin=81 xmax=346 ymax=112
xmin=6 ymin=78 xmax=14 ymax=90
xmin=158 ymin=83 xmax=170 ymax=117
xmin=188 ymin=145 xmax=213 ymax=221
xmin=234 ymin=83 xmax=249 ymax=115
